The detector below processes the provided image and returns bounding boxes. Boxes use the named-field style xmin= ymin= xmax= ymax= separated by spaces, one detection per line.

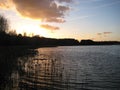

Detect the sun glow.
xmin=16 ymin=24 xmax=49 ymax=37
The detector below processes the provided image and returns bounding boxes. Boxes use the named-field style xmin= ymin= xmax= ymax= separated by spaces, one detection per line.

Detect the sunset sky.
xmin=0 ymin=0 xmax=120 ymax=41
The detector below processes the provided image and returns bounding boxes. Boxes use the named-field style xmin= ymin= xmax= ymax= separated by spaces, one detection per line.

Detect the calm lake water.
xmin=0 ymin=45 xmax=120 ymax=90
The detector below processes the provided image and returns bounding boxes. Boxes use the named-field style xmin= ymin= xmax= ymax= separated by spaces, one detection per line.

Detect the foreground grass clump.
xmin=0 ymin=46 xmax=37 ymax=88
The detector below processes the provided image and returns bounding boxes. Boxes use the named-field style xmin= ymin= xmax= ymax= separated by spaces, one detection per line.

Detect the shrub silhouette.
xmin=0 ymin=15 xmax=9 ymax=33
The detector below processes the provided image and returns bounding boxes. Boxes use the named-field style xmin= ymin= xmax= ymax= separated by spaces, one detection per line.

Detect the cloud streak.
xmin=97 ymin=33 xmax=102 ymax=35
xmin=97 ymin=32 xmax=112 ymax=38
xmin=103 ymin=32 xmax=112 ymax=35
xmin=41 ymin=24 xmax=59 ymax=31
xmin=97 ymin=32 xmax=112 ymax=35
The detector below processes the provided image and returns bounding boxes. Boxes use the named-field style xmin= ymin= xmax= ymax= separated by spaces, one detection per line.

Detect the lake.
xmin=0 ymin=45 xmax=120 ymax=90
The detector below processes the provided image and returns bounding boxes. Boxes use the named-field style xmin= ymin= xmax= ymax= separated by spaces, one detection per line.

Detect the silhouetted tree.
xmin=8 ymin=30 xmax=17 ymax=36
xmin=0 ymin=15 xmax=9 ymax=33
xmin=23 ymin=32 xmax=27 ymax=37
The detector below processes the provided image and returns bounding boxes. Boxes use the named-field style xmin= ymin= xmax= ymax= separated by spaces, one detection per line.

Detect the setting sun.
xmin=16 ymin=24 xmax=49 ymax=37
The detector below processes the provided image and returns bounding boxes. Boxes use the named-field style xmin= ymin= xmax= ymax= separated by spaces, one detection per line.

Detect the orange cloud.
xmin=0 ymin=0 xmax=72 ymax=23
xmin=0 ymin=0 xmax=11 ymax=9
xmin=41 ymin=24 xmax=59 ymax=30
xmin=0 ymin=0 xmax=72 ymax=30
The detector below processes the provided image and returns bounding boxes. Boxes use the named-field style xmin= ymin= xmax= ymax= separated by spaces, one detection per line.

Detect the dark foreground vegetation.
xmin=0 ymin=46 xmax=37 ymax=89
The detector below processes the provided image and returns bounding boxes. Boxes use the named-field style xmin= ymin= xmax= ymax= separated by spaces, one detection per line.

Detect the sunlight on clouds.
xmin=0 ymin=0 xmax=72 ymax=31
xmin=6 ymin=0 xmax=71 ymax=23
xmin=41 ymin=24 xmax=59 ymax=31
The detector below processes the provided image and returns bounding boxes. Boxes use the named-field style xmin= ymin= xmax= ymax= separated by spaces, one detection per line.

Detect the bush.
xmin=0 ymin=15 xmax=9 ymax=33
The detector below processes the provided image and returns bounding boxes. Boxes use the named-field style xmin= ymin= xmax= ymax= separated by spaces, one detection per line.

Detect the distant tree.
xmin=33 ymin=35 xmax=40 ymax=38
xmin=31 ymin=33 xmax=34 ymax=37
xmin=18 ymin=34 xmax=22 ymax=37
xmin=8 ymin=30 xmax=17 ymax=36
xmin=23 ymin=32 xmax=27 ymax=37
xmin=0 ymin=15 xmax=9 ymax=33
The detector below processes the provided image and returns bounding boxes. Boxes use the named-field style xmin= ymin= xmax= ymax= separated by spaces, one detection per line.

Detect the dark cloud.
xmin=41 ymin=24 xmax=59 ymax=30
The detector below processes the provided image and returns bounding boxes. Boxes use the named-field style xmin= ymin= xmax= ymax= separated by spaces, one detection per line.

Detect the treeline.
xmin=0 ymin=15 xmax=119 ymax=47
xmin=0 ymin=32 xmax=79 ymax=47
xmin=0 ymin=32 xmax=119 ymax=47
xmin=80 ymin=39 xmax=120 ymax=45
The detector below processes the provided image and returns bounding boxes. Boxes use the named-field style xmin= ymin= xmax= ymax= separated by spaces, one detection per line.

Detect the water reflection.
xmin=0 ymin=46 xmax=120 ymax=90
xmin=18 ymin=54 xmax=66 ymax=90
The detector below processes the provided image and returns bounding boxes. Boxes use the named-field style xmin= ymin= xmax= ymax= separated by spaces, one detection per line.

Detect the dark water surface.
xmin=0 ymin=45 xmax=120 ymax=90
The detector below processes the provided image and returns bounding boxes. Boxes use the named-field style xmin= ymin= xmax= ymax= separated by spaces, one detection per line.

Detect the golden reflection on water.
xmin=16 ymin=54 xmax=66 ymax=90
